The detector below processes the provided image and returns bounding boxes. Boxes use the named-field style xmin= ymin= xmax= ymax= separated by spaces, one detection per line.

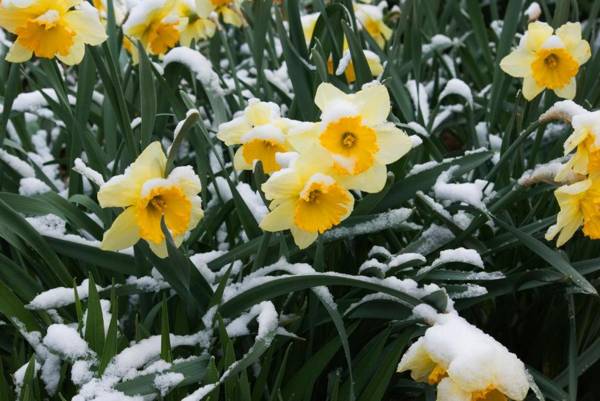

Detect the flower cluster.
xmin=501 ymin=21 xmax=590 ymax=100
xmin=546 ymin=111 xmax=600 ymax=246
xmin=398 ymin=309 xmax=530 ymax=401
xmin=217 ymin=82 xmax=413 ymax=248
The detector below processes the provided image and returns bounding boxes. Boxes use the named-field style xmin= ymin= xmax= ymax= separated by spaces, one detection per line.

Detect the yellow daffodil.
xmin=556 ymin=111 xmax=600 ymax=181
xmin=398 ymin=313 xmax=530 ymax=401
xmin=328 ymin=49 xmax=384 ymax=83
xmin=123 ymin=0 xmax=184 ymax=57
xmin=217 ymin=100 xmax=298 ymax=174
xmin=259 ymin=147 xmax=354 ymax=249
xmin=355 ymin=4 xmax=392 ymax=48
xmin=179 ymin=0 xmax=216 ymax=45
xmin=98 ymin=142 xmax=204 ymax=258
xmin=288 ymin=82 xmax=412 ymax=193
xmin=545 ymin=176 xmax=600 ymax=246
xmin=301 ymin=12 xmax=319 ymax=44
xmin=196 ymin=0 xmax=244 ymax=27
xmin=92 ymin=0 xmax=126 ymax=24
xmin=0 ymin=0 xmax=107 ymax=65
xmin=500 ymin=21 xmax=591 ymax=100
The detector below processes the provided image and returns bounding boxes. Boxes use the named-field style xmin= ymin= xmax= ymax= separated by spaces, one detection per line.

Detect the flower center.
xmin=242 ymin=138 xmax=287 ymax=174
xmin=531 ymin=47 xmax=579 ymax=89
xmin=135 ymin=186 xmax=191 ymax=244
xmin=146 ymin=21 xmax=180 ymax=55
xmin=471 ymin=388 xmax=507 ymax=401
xmin=211 ymin=0 xmax=233 ymax=7
xmin=320 ymin=116 xmax=379 ymax=175
xmin=294 ymin=180 xmax=352 ymax=233
xmin=15 ymin=10 xmax=75 ymax=58
xmin=427 ymin=365 xmax=447 ymax=385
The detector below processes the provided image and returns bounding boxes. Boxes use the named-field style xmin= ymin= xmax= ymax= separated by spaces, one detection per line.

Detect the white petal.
xmin=375 ymin=124 xmax=412 ymax=165
xmin=354 ymin=82 xmax=390 ymax=125
xmin=525 ymin=21 xmax=553 ymax=51
xmin=290 ymin=226 xmax=318 ymax=249
xmin=262 ymin=169 xmax=302 ymax=200
xmin=436 ymin=378 xmax=471 ymax=401
xmin=500 ymin=49 xmax=534 ymax=78
xmin=259 ymin=199 xmax=295 ymax=232
xmin=314 ymin=83 xmax=347 ymax=112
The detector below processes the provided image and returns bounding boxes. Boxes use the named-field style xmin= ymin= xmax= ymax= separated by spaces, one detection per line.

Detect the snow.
xmin=413 ymin=224 xmax=455 ymax=255
xmin=439 ymin=78 xmax=473 ymax=107
xmin=43 ymin=324 xmax=90 ymax=360
xmin=406 ymin=80 xmax=430 ymax=124
xmin=0 ymin=148 xmax=35 ymax=177
xmin=433 ymin=168 xmax=487 ymax=210
xmin=226 ymin=301 xmax=278 ymax=337
xmin=19 ymin=177 xmax=51 ymax=196
xmin=163 ymin=47 xmax=223 ymax=95
xmin=405 ymin=121 xmax=429 ymax=137
xmin=12 ymin=89 xmax=75 ymax=112
xmin=323 ymin=208 xmax=415 ymax=240
xmin=542 ymin=35 xmax=564 ymax=49
xmin=74 ymin=158 xmax=105 ymax=186
xmin=539 ymin=100 xmax=587 ymax=123
xmin=422 ymin=34 xmax=454 ymax=53
xmin=28 ymin=279 xmax=100 ymax=310
xmin=518 ymin=158 xmax=569 ymax=186
xmin=525 ymin=2 xmax=541 ymax=21
xmin=432 ymin=248 xmax=484 ymax=269
xmin=154 ymin=372 xmax=185 ymax=396
xmin=235 ymin=182 xmax=268 ymax=222
xmin=451 ymin=284 xmax=488 ymax=299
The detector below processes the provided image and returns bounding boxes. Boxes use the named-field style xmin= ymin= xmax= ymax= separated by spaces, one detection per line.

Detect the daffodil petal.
xmin=57 ymin=40 xmax=85 ymax=66
xmin=375 ymin=124 xmax=412 ymax=164
xmin=522 ymin=76 xmax=544 ymax=100
xmin=259 ymin=199 xmax=295 ymax=232
xmin=65 ymin=6 xmax=108 ymax=46
xmin=354 ymin=83 xmax=390 ymax=126
xmin=290 ymin=226 xmax=318 ymax=249
xmin=101 ymin=207 xmax=140 ymax=251
xmin=500 ymin=49 xmax=534 ymax=78
xmin=188 ymin=196 xmax=204 ymax=230
xmin=148 ymin=240 xmax=169 ymax=258
xmin=130 ymin=141 xmax=167 ymax=183
xmin=314 ymin=83 xmax=347 ymax=112
xmin=287 ymin=122 xmax=321 ymax=154
xmin=6 ymin=42 xmax=33 ymax=63
xmin=261 ymin=169 xmax=302 ymax=200
xmin=97 ymin=174 xmax=140 ymax=208
xmin=337 ymin=163 xmax=387 ymax=193
xmin=436 ymin=378 xmax=471 ymax=401
xmin=554 ymin=78 xmax=576 ymax=100
xmin=525 ymin=21 xmax=553 ymax=51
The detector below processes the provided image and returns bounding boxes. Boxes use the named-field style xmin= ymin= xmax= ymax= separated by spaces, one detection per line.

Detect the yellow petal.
xmin=397 ymin=338 xmax=438 ymax=382
xmin=65 ymin=6 xmax=108 ymax=46
xmin=556 ymin=22 xmax=582 ymax=51
xmin=337 ymin=162 xmax=387 ymax=193
xmin=354 ymin=82 xmax=391 ymax=126
xmin=221 ymin=7 xmax=242 ymax=27
xmin=436 ymin=378 xmax=471 ymax=401
xmin=314 ymin=83 xmax=347 ymax=113
xmin=101 ymin=207 xmax=140 ymax=251
xmin=217 ymin=118 xmax=252 ymax=145
xmin=168 ymin=166 xmax=202 ymax=197
xmin=0 ymin=5 xmax=34 ymax=33
xmin=525 ymin=21 xmax=553 ymax=51
xmin=148 ymin=240 xmax=169 ymax=258
xmin=188 ymin=196 xmax=204 ymax=230
xmin=97 ymin=174 xmax=140 ymax=208
xmin=259 ymin=199 xmax=295 ymax=231
xmin=554 ymin=78 xmax=576 ymax=100
xmin=290 ymin=226 xmax=318 ymax=249
xmin=195 ymin=0 xmax=215 ymax=18
xmin=375 ymin=124 xmax=412 ymax=165
xmin=522 ymin=76 xmax=544 ymax=100
xmin=500 ymin=49 xmax=534 ymax=78
xmin=130 ymin=141 xmax=167 ymax=184
xmin=6 ymin=42 xmax=33 ymax=63
xmin=262 ymin=169 xmax=302 ymax=200
xmin=287 ymin=122 xmax=321 ymax=154
xmin=244 ymin=101 xmax=279 ymax=126
xmin=57 ymin=40 xmax=85 ymax=65
xmin=233 ymin=147 xmax=253 ymax=171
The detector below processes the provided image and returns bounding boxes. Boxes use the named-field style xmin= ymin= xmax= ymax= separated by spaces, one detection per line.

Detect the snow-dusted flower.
xmin=98 ymin=142 xmax=204 ymax=258
xmin=397 ymin=313 xmax=530 ymax=401
xmin=196 ymin=0 xmax=244 ymax=28
xmin=556 ymin=111 xmax=600 ymax=181
xmin=0 ymin=0 xmax=107 ymax=65
xmin=92 ymin=0 xmax=126 ymax=24
xmin=217 ymin=100 xmax=298 ymax=174
xmin=179 ymin=0 xmax=216 ymax=45
xmin=289 ymin=82 xmax=412 ymax=193
xmin=500 ymin=21 xmax=591 ymax=100
xmin=123 ymin=0 xmax=185 ymax=57
xmin=545 ymin=176 xmax=600 ymax=246
xmin=260 ymin=148 xmax=354 ymax=249
xmin=301 ymin=12 xmax=319 ymax=44
xmin=355 ymin=4 xmax=392 ymax=48
xmin=330 ymin=49 xmax=384 ymax=83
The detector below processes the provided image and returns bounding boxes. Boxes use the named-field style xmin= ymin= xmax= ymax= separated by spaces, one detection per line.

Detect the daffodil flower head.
xmin=98 ymin=142 xmax=204 ymax=258
xmin=500 ymin=21 xmax=591 ymax=100
xmin=196 ymin=0 xmax=244 ymax=27
xmin=545 ymin=176 xmax=600 ymax=246
xmin=0 ymin=0 xmax=107 ymax=65
xmin=354 ymin=3 xmax=392 ymax=48
xmin=330 ymin=49 xmax=384 ymax=83
xmin=397 ymin=313 xmax=530 ymax=401
xmin=178 ymin=0 xmax=216 ymax=45
xmin=259 ymin=147 xmax=355 ymax=249
xmin=556 ymin=111 xmax=600 ymax=181
xmin=289 ymin=82 xmax=412 ymax=193
xmin=123 ymin=0 xmax=184 ymax=56
xmin=217 ymin=99 xmax=296 ymax=174
xmin=301 ymin=12 xmax=320 ymax=45
xmin=92 ymin=0 xmax=126 ymax=25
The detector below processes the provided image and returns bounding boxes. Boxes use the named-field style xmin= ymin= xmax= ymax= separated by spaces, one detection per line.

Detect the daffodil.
xmin=123 ymin=0 xmax=184 ymax=57
xmin=500 ymin=21 xmax=591 ymax=100
xmin=92 ymin=0 xmax=126 ymax=24
xmin=217 ymin=100 xmax=298 ymax=174
xmin=259 ymin=148 xmax=354 ymax=249
xmin=288 ymin=82 xmax=412 ymax=193
xmin=301 ymin=12 xmax=319 ymax=44
xmin=398 ymin=313 xmax=530 ymax=401
xmin=179 ymin=0 xmax=216 ymax=45
xmin=329 ymin=49 xmax=384 ymax=83
xmin=98 ymin=142 xmax=204 ymax=258
xmin=196 ymin=0 xmax=244 ymax=27
xmin=545 ymin=176 xmax=600 ymax=246
xmin=0 ymin=0 xmax=107 ymax=65
xmin=355 ymin=4 xmax=392 ymax=48
xmin=556 ymin=111 xmax=600 ymax=181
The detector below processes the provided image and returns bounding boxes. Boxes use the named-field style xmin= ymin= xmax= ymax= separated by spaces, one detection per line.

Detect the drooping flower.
xmin=217 ymin=100 xmax=298 ymax=174
xmin=259 ymin=148 xmax=354 ymax=249
xmin=500 ymin=21 xmax=591 ymax=100
xmin=545 ymin=176 xmax=600 ymax=246
xmin=196 ymin=0 xmax=244 ymax=28
xmin=329 ymin=49 xmax=384 ymax=83
xmin=0 ymin=0 xmax=107 ymax=65
xmin=289 ymin=82 xmax=412 ymax=193
xmin=556 ymin=111 xmax=600 ymax=181
xmin=98 ymin=142 xmax=204 ymax=258
xmin=178 ymin=0 xmax=216 ymax=46
xmin=355 ymin=4 xmax=392 ymax=48
xmin=123 ymin=0 xmax=184 ymax=57
xmin=397 ymin=312 xmax=530 ymax=401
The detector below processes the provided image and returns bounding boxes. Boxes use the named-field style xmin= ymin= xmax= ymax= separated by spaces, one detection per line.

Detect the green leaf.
xmin=85 ymin=274 xmax=105 ymax=355
xmin=138 ymin=42 xmax=157 ymax=148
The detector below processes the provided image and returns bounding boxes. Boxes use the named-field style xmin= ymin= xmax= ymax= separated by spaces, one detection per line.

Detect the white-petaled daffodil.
xmin=196 ymin=0 xmax=244 ymax=27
